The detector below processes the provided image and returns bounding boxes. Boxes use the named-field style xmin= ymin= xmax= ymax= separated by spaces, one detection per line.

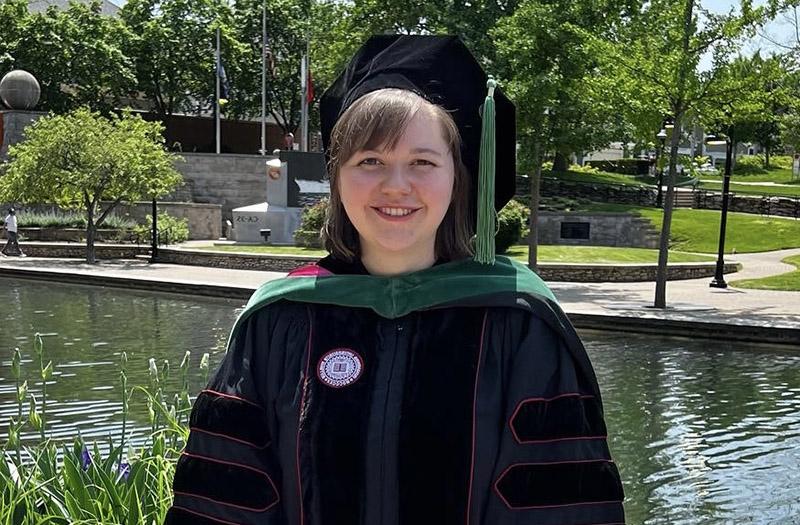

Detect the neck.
xmin=360 ymin=246 xmax=436 ymax=276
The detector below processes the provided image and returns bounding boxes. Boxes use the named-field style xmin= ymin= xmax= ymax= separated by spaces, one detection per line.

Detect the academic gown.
xmin=165 ymin=256 xmax=625 ymax=525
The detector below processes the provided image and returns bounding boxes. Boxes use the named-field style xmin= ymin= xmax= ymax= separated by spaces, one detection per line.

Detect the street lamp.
xmin=655 ymin=128 xmax=668 ymax=207
xmin=705 ymin=126 xmax=734 ymax=289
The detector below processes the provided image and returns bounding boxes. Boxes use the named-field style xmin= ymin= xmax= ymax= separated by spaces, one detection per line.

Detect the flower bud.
xmin=11 ymin=348 xmax=21 ymax=380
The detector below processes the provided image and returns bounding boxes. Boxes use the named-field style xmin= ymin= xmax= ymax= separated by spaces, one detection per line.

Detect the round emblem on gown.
xmin=317 ymin=349 xmax=363 ymax=388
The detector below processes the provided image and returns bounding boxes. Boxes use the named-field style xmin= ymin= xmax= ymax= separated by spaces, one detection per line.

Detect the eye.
xmin=357 ymin=157 xmax=382 ymax=166
xmin=412 ymin=159 xmax=437 ymax=167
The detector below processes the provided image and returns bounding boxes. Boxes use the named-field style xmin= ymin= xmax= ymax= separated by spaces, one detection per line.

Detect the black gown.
xmin=166 ymin=256 xmax=625 ymax=525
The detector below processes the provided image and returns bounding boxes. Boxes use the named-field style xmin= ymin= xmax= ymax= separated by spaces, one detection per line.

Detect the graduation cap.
xmin=320 ymin=35 xmax=516 ymax=264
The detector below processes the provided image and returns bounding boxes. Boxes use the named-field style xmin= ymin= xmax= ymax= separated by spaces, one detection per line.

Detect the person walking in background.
xmin=2 ymin=208 xmax=25 ymax=257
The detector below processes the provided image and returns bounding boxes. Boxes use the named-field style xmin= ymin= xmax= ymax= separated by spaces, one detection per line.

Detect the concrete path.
xmin=1 ymin=249 xmax=799 ymax=344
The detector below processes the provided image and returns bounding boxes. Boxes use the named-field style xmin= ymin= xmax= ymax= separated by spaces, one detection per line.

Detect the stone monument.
xmin=0 ymin=70 xmax=41 ymax=110
xmin=231 ymin=151 xmax=328 ymax=243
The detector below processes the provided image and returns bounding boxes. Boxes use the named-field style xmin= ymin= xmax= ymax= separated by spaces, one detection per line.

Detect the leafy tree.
xmin=590 ymin=0 xmax=784 ymax=308
xmin=492 ymin=0 xmax=634 ymax=269
xmin=227 ymin=0 xmax=313 ymax=134
xmin=0 ymin=0 xmax=135 ymax=113
xmin=120 ymin=0 xmax=236 ymax=119
xmin=0 ymin=109 xmax=183 ymax=263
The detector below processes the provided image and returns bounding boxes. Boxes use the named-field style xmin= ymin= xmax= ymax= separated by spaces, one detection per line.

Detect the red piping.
xmin=180 ymin=451 xmax=279 ymax=506
xmin=200 ymin=389 xmax=265 ymax=410
xmin=189 ymin=426 xmax=270 ymax=449
xmin=174 ymin=490 xmax=278 ymax=513
xmin=508 ymin=393 xmax=598 ymax=444
xmin=170 ymin=505 xmax=241 ymax=525
xmin=465 ymin=309 xmax=489 ymax=525
xmin=492 ymin=459 xmax=621 ymax=510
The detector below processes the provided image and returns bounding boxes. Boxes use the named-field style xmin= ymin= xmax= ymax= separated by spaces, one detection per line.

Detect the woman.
xmin=166 ymin=35 xmax=624 ymax=525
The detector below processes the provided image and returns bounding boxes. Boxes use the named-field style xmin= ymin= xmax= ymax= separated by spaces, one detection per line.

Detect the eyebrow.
xmin=410 ymin=147 xmax=443 ymax=156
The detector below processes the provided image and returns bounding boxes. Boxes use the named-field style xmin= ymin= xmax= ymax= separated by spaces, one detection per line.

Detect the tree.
xmin=120 ymin=0 xmax=235 ymax=120
xmin=492 ymin=0 xmax=634 ymax=269
xmin=0 ymin=0 xmax=135 ymax=113
xmin=0 ymin=109 xmax=183 ymax=263
xmin=591 ymin=0 xmax=784 ymax=308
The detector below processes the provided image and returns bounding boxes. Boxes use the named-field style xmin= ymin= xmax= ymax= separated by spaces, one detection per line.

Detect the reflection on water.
xmin=1 ymin=278 xmax=800 ymax=522
xmin=587 ymin=332 xmax=800 ymax=524
xmin=0 ymin=278 xmax=240 ymax=446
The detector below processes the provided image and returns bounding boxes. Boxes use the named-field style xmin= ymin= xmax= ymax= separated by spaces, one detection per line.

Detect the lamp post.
xmin=706 ymin=125 xmax=734 ymax=289
xmin=656 ymin=128 xmax=667 ymax=207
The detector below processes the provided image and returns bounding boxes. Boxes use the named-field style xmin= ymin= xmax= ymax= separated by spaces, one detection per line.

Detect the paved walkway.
xmin=1 ymin=249 xmax=799 ymax=342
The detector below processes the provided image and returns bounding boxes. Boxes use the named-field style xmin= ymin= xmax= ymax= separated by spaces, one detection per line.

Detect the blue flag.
xmin=218 ymin=60 xmax=230 ymax=105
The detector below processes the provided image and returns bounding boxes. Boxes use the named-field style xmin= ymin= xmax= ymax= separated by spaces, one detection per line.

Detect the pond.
xmin=1 ymin=277 xmax=798 ymax=524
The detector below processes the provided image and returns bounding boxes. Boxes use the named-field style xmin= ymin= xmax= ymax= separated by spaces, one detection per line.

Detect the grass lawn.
xmin=698 ymin=180 xmax=800 ymax=198
xmin=506 ymin=245 xmax=714 ymax=263
xmin=731 ymin=255 xmax=800 ymax=291
xmin=201 ymin=244 xmax=328 ymax=256
xmin=198 ymin=243 xmax=712 ymax=264
xmin=703 ymin=166 xmax=796 ymax=184
xmin=580 ymin=203 xmax=800 ymax=253
xmin=544 ymin=169 xmax=649 ymax=186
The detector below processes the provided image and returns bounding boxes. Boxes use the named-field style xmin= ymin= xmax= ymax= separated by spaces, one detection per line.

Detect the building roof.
xmin=27 ymin=0 xmax=120 ymax=17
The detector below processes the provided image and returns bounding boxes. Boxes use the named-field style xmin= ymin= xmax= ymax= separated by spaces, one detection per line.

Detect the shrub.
xmin=586 ymin=158 xmax=651 ymax=175
xmin=133 ymin=212 xmax=189 ymax=244
xmin=772 ymin=155 xmax=792 ymax=170
xmin=733 ymin=155 xmax=769 ymax=175
xmin=14 ymin=210 xmax=135 ymax=229
xmin=294 ymin=198 xmax=327 ymax=247
xmin=496 ymin=199 xmax=528 ymax=254
xmin=569 ymin=163 xmax=600 ymax=174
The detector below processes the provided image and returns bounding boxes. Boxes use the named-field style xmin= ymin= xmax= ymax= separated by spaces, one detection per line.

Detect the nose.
xmin=381 ymin=165 xmax=412 ymax=195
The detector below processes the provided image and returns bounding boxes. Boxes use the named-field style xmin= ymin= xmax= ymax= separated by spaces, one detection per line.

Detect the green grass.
xmin=506 ymin=245 xmax=714 ymax=264
xmin=703 ymin=166 xmax=797 ymax=184
xmin=698 ymin=180 xmax=800 ymax=197
xmin=200 ymin=244 xmax=328 ymax=256
xmin=732 ymin=255 xmax=800 ymax=291
xmin=544 ymin=169 xmax=649 ymax=186
xmin=579 ymin=203 xmax=800 ymax=253
xmin=198 ymin=243 xmax=712 ymax=264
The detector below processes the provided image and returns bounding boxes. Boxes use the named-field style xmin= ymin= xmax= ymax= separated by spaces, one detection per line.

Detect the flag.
xmin=218 ymin=60 xmax=230 ymax=106
xmin=265 ymin=35 xmax=275 ymax=76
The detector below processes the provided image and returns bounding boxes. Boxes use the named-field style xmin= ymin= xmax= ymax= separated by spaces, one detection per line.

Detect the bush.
xmin=133 ymin=212 xmax=189 ymax=244
xmin=733 ymin=155 xmax=769 ymax=175
xmin=13 ymin=210 xmax=136 ymax=229
xmin=569 ymin=163 xmax=600 ymax=174
xmin=294 ymin=198 xmax=327 ymax=247
xmin=496 ymin=199 xmax=528 ymax=254
xmin=585 ymin=158 xmax=651 ymax=175
xmin=772 ymin=155 xmax=792 ymax=170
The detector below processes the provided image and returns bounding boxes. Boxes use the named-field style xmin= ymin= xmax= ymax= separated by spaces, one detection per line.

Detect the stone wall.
xmin=1 ymin=110 xmax=42 ymax=159
xmin=167 ymin=153 xmax=270 ymax=221
xmin=536 ymin=212 xmax=659 ymax=248
xmin=17 ymin=243 xmax=147 ymax=259
xmin=154 ymin=248 xmax=739 ymax=282
xmin=112 ymin=201 xmax=223 ymax=240
xmin=18 ymin=228 xmax=138 ymax=243
xmin=516 ymin=175 xmax=658 ymax=207
xmin=155 ymin=248 xmax=317 ymax=272
xmin=695 ymin=191 xmax=800 ymax=219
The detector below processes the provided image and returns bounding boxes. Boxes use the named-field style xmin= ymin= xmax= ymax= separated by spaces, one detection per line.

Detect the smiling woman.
xmin=166 ymin=35 xmax=624 ymax=525
xmin=327 ymin=89 xmax=463 ymax=275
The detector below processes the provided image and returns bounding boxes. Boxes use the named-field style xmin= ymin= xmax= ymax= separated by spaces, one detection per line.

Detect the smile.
xmin=374 ymin=207 xmax=419 ymax=217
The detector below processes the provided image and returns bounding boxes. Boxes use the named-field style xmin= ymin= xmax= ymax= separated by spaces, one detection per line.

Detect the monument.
xmin=231 ymin=150 xmax=328 ymax=243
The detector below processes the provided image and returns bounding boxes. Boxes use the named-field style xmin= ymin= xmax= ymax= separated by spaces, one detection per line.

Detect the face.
xmin=338 ymin=110 xmax=455 ymax=264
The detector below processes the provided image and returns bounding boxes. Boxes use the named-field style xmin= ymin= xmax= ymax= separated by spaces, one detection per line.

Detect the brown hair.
xmin=322 ymin=88 xmax=472 ymax=262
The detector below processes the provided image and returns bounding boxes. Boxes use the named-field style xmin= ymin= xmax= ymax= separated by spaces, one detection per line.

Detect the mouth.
xmin=372 ymin=206 xmax=421 ymax=219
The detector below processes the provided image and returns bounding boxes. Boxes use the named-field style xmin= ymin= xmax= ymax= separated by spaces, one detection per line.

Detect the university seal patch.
xmin=317 ymin=349 xmax=363 ymax=388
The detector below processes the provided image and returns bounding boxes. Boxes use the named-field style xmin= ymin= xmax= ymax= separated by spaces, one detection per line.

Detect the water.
xmin=1 ymin=278 xmax=799 ymax=523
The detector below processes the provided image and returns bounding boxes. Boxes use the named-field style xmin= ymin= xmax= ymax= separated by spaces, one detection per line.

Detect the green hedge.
xmin=585 ymin=158 xmax=651 ymax=175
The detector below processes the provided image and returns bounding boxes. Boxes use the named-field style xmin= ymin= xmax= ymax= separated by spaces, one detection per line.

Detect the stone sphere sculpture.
xmin=0 ymin=70 xmax=41 ymax=110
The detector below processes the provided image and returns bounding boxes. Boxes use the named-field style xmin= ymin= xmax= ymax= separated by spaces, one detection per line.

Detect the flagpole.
xmin=300 ymin=52 xmax=307 ymax=152
xmin=215 ymin=27 xmax=221 ymax=155
xmin=260 ymin=1 xmax=266 ymax=156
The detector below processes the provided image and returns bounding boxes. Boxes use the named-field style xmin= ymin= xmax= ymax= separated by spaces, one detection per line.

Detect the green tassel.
xmin=474 ymin=76 xmax=497 ymax=265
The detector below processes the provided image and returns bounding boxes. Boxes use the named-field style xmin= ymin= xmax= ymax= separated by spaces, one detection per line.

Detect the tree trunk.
xmin=765 ymin=147 xmax=770 ymax=169
xmin=86 ymin=224 xmax=96 ymax=264
xmin=654 ymin=0 xmax=694 ymax=309
xmin=528 ymin=139 xmax=543 ymax=271
xmin=552 ymin=151 xmax=568 ymax=172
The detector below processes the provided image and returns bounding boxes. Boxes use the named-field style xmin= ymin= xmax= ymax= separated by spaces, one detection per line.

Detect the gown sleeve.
xmin=165 ymin=308 xmax=285 ymax=525
xmin=480 ymin=308 xmax=626 ymax=525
